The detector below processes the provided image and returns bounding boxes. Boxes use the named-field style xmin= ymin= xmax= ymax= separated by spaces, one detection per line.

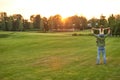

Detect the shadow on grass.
xmin=72 ymin=33 xmax=93 ymax=36
xmin=0 ymin=33 xmax=14 ymax=38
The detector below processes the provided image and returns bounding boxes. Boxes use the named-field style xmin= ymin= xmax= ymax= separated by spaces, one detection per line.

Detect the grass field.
xmin=0 ymin=31 xmax=120 ymax=80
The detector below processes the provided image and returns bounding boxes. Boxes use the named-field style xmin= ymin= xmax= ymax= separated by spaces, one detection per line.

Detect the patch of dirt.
xmin=31 ymin=56 xmax=67 ymax=70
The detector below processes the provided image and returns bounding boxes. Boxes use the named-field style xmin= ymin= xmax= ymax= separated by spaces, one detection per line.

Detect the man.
xmin=91 ymin=26 xmax=110 ymax=64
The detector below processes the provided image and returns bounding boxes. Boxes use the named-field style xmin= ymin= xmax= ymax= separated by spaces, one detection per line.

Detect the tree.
xmin=71 ymin=15 xmax=80 ymax=30
xmin=12 ymin=14 xmax=23 ymax=31
xmin=99 ymin=15 xmax=107 ymax=27
xmin=0 ymin=12 xmax=7 ymax=30
xmin=88 ymin=18 xmax=99 ymax=27
xmin=79 ymin=16 xmax=87 ymax=30
xmin=7 ymin=16 xmax=13 ymax=31
xmin=23 ymin=19 xmax=31 ymax=30
xmin=48 ymin=16 xmax=54 ymax=31
xmin=30 ymin=15 xmax=34 ymax=22
xmin=48 ymin=14 xmax=63 ymax=31
xmin=108 ymin=14 xmax=116 ymax=35
xmin=52 ymin=14 xmax=63 ymax=30
xmin=18 ymin=19 xmax=23 ymax=31
xmin=42 ymin=17 xmax=49 ymax=32
xmin=115 ymin=15 xmax=120 ymax=35
xmin=64 ymin=16 xmax=73 ymax=29
xmin=40 ymin=19 xmax=44 ymax=31
xmin=34 ymin=14 xmax=41 ymax=29
xmin=30 ymin=15 xmax=34 ymax=30
xmin=0 ymin=19 xmax=6 ymax=30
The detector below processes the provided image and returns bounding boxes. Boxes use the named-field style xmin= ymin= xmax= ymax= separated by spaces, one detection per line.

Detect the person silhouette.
xmin=91 ymin=26 xmax=110 ymax=64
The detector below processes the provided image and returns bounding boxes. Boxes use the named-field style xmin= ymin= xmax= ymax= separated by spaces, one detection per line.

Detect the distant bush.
xmin=72 ymin=33 xmax=93 ymax=36
xmin=72 ymin=33 xmax=78 ymax=36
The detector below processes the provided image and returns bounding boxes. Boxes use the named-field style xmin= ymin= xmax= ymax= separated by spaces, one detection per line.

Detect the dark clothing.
xmin=93 ymin=34 xmax=109 ymax=64
xmin=93 ymin=34 xmax=109 ymax=47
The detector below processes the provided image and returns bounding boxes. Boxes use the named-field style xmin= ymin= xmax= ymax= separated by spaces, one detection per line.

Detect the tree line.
xmin=0 ymin=12 xmax=120 ymax=35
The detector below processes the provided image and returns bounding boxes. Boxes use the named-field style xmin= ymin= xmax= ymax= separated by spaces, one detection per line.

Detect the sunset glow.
xmin=0 ymin=0 xmax=120 ymax=19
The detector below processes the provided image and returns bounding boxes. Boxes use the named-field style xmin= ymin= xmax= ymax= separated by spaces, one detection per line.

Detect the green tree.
xmin=48 ymin=14 xmax=62 ymax=31
xmin=42 ymin=17 xmax=49 ymax=32
xmin=12 ymin=14 xmax=23 ymax=31
xmin=1 ymin=19 xmax=6 ymax=30
xmin=34 ymin=15 xmax=41 ymax=29
xmin=108 ymin=14 xmax=116 ymax=35
xmin=79 ymin=16 xmax=87 ymax=30
xmin=23 ymin=20 xmax=28 ymax=30
xmin=7 ymin=16 xmax=13 ymax=31
xmin=52 ymin=14 xmax=62 ymax=30
xmin=99 ymin=15 xmax=107 ymax=27
xmin=48 ymin=16 xmax=54 ymax=31
xmin=0 ymin=12 xmax=7 ymax=30
xmin=71 ymin=15 xmax=80 ymax=30
xmin=30 ymin=15 xmax=34 ymax=30
xmin=88 ymin=18 xmax=99 ymax=27
xmin=64 ymin=16 xmax=73 ymax=29
xmin=18 ymin=19 xmax=23 ymax=31
xmin=115 ymin=15 xmax=120 ymax=35
xmin=40 ymin=19 xmax=44 ymax=31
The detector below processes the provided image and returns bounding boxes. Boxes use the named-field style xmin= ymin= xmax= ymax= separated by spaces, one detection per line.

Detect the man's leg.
xmin=102 ymin=47 xmax=106 ymax=64
xmin=97 ymin=47 xmax=101 ymax=64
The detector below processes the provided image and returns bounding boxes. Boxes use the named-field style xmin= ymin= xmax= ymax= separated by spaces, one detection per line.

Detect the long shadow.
xmin=0 ymin=33 xmax=14 ymax=38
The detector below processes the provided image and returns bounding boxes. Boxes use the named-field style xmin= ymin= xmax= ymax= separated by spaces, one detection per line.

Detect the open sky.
xmin=0 ymin=0 xmax=120 ymax=19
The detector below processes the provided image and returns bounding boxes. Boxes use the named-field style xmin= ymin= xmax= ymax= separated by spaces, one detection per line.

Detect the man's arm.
xmin=104 ymin=28 xmax=111 ymax=37
xmin=107 ymin=28 xmax=111 ymax=34
xmin=104 ymin=27 xmax=110 ymax=30
xmin=91 ymin=27 xmax=100 ymax=34
xmin=92 ymin=27 xmax=100 ymax=30
xmin=91 ymin=28 xmax=99 ymax=37
xmin=91 ymin=28 xmax=94 ymax=34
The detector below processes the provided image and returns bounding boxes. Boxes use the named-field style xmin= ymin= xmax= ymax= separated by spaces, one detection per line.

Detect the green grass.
xmin=0 ymin=31 xmax=120 ymax=80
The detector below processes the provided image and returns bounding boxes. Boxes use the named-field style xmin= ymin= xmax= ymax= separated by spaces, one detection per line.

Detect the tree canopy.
xmin=0 ymin=12 xmax=120 ymax=36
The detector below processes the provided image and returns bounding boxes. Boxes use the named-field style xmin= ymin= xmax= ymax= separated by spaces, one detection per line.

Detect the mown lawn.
xmin=0 ymin=31 xmax=120 ymax=80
